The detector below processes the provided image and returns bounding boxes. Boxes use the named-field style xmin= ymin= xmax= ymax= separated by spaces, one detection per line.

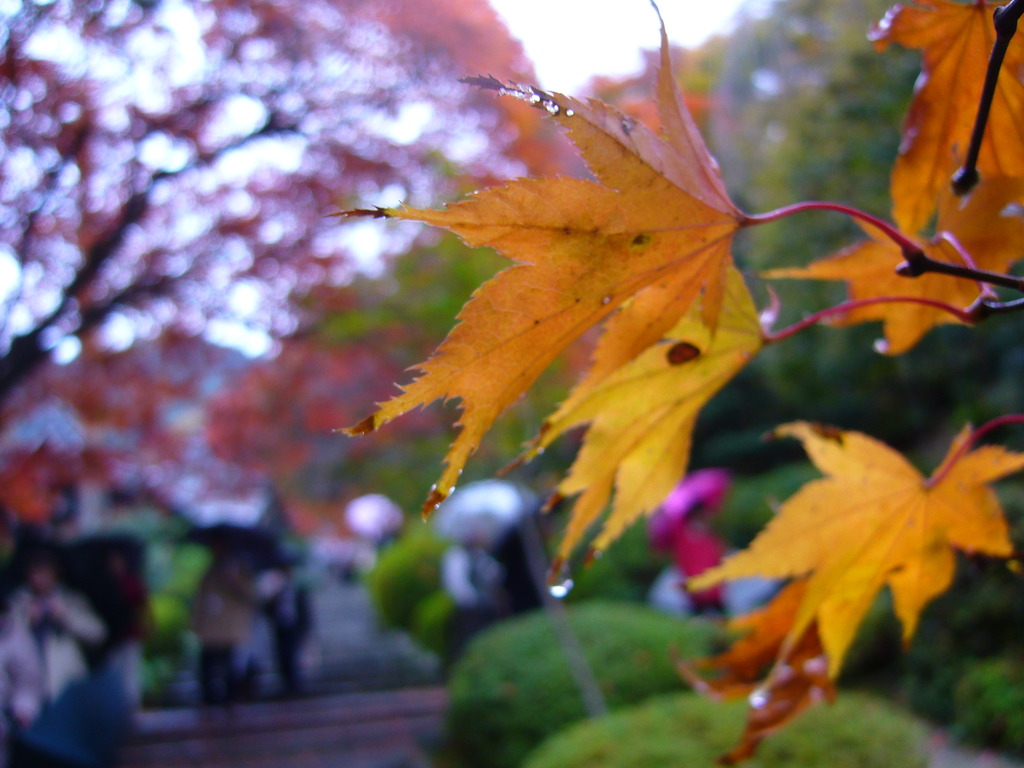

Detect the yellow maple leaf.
xmin=691 ymin=422 xmax=1024 ymax=675
xmin=343 ymin=15 xmax=745 ymax=513
xmin=533 ymin=266 xmax=762 ymax=560
xmin=765 ymin=177 xmax=1024 ymax=354
xmin=871 ymin=0 xmax=1024 ymax=234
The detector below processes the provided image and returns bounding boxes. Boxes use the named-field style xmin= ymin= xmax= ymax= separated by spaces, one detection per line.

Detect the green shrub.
xmin=901 ymin=556 xmax=1024 ymax=723
xmin=899 ymin=485 xmax=1024 ymax=723
xmin=411 ymin=589 xmax=455 ymax=658
xmin=142 ymin=541 xmax=211 ymax=701
xmin=838 ymin=590 xmax=902 ymax=685
xmin=365 ymin=532 xmax=449 ymax=630
xmin=954 ymin=657 xmax=1024 ymax=754
xmin=569 ymin=523 xmax=669 ymax=603
xmin=445 ymin=601 xmax=717 ymax=768
xmin=524 ymin=691 xmax=928 ymax=768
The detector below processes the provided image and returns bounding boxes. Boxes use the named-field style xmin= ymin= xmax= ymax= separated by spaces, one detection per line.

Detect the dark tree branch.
xmin=75 ymin=276 xmax=173 ymax=338
xmin=951 ymin=0 xmax=1024 ymax=195
xmin=0 ymin=109 xmax=303 ymax=407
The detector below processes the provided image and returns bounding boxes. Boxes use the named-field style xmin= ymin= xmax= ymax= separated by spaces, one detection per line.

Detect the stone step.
xmin=121 ymin=688 xmax=447 ymax=768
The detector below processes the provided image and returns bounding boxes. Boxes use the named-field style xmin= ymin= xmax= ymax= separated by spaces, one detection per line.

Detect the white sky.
xmin=488 ymin=0 xmax=751 ymax=93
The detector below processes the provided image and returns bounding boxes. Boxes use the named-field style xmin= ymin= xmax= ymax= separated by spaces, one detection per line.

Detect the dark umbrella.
xmin=62 ymin=533 xmax=147 ymax=661
xmin=12 ymin=665 xmax=130 ymax=768
xmin=185 ymin=523 xmax=285 ymax=570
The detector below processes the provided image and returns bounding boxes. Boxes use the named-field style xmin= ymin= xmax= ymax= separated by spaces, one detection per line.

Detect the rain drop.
xmin=543 ymin=101 xmax=560 ymax=116
xmin=601 ymin=296 xmax=611 ymax=305
xmin=549 ymin=578 xmax=574 ymax=599
xmin=873 ymin=337 xmax=890 ymax=354
xmin=749 ymin=688 xmax=769 ymax=710
xmin=564 ymin=109 xmax=575 ymax=117
xmin=535 ymin=446 xmax=545 ymax=456
xmin=546 ymin=556 xmax=574 ymax=599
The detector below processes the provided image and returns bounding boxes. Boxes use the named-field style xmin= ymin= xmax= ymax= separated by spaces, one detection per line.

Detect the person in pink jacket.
xmin=648 ymin=469 xmax=731 ymax=613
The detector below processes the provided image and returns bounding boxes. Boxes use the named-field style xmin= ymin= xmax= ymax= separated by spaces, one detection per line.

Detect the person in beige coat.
xmin=191 ymin=553 xmax=258 ymax=705
xmin=9 ymin=551 xmax=105 ymax=706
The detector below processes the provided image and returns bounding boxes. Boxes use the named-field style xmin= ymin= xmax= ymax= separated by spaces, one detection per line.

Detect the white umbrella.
xmin=431 ymin=480 xmax=533 ymax=546
xmin=345 ymin=494 xmax=404 ymax=541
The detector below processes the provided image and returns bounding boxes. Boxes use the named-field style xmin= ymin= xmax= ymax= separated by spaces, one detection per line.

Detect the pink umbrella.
xmin=648 ymin=469 xmax=731 ymax=612
xmin=648 ymin=468 xmax=730 ymax=548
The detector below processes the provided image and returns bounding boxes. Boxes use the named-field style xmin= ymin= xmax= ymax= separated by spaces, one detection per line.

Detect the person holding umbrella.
xmin=8 ymin=549 xmax=105 ymax=705
xmin=647 ymin=469 xmax=731 ymax=614
xmin=190 ymin=543 xmax=258 ymax=706
xmin=434 ymin=481 xmax=533 ymax=658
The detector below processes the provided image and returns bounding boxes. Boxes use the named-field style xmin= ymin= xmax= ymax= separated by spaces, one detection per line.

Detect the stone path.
xmin=119 ymin=577 xmax=444 ymax=768
xmin=928 ymin=732 xmax=1024 ymax=768
xmin=117 ymin=576 xmax=1024 ymax=768
xmin=119 ymin=687 xmax=446 ymax=768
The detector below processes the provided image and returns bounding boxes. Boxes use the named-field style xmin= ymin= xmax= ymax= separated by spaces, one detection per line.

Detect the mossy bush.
xmin=142 ymin=542 xmax=211 ymax=701
xmin=445 ymin=601 xmax=717 ymax=768
xmin=524 ymin=691 xmax=928 ymax=768
xmin=900 ymin=490 xmax=1024 ymax=723
xmin=569 ymin=523 xmax=669 ymax=603
xmin=837 ymin=590 xmax=902 ymax=684
xmin=411 ymin=588 xmax=455 ymax=658
xmin=365 ymin=532 xmax=449 ymax=631
xmin=954 ymin=657 xmax=1024 ymax=755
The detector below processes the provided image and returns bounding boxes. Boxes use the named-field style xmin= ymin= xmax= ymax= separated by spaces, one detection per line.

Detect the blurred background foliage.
xmin=3 ymin=0 xmax=1024 ymax=745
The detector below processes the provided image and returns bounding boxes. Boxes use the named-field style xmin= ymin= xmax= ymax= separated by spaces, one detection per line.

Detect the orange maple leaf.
xmin=343 ymin=14 xmax=745 ymax=512
xmin=532 ymin=266 xmax=762 ymax=561
xmin=691 ymin=422 xmax=1024 ymax=675
xmin=765 ymin=177 xmax=1024 ymax=354
xmin=679 ymin=580 xmax=836 ymax=764
xmin=871 ymin=0 xmax=1024 ymax=234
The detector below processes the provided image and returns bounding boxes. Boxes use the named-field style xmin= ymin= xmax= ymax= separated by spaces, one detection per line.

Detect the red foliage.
xmin=0 ymin=0 xmax=570 ymax=522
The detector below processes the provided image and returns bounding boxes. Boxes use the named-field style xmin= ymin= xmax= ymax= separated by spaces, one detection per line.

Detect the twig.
xmin=951 ymin=0 xmax=1024 ymax=195
xmin=972 ymin=296 xmax=1024 ymax=318
xmin=896 ymin=249 xmax=1024 ymax=293
xmin=927 ymin=414 xmax=1024 ymax=488
xmin=744 ymin=201 xmax=923 ymax=260
xmin=763 ymin=295 xmax=974 ymax=344
xmin=933 ymin=232 xmax=999 ymax=300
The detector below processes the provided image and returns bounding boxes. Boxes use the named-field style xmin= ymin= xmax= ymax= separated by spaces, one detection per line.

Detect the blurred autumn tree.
xmin=0 ymin=0 xmax=567 ymax=522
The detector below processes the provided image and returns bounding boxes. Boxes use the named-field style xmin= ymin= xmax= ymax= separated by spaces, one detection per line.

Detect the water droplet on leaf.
xmin=749 ymin=688 xmax=769 ymax=710
xmin=549 ymin=579 xmax=574 ymax=599
xmin=547 ymin=557 xmax=574 ymax=598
